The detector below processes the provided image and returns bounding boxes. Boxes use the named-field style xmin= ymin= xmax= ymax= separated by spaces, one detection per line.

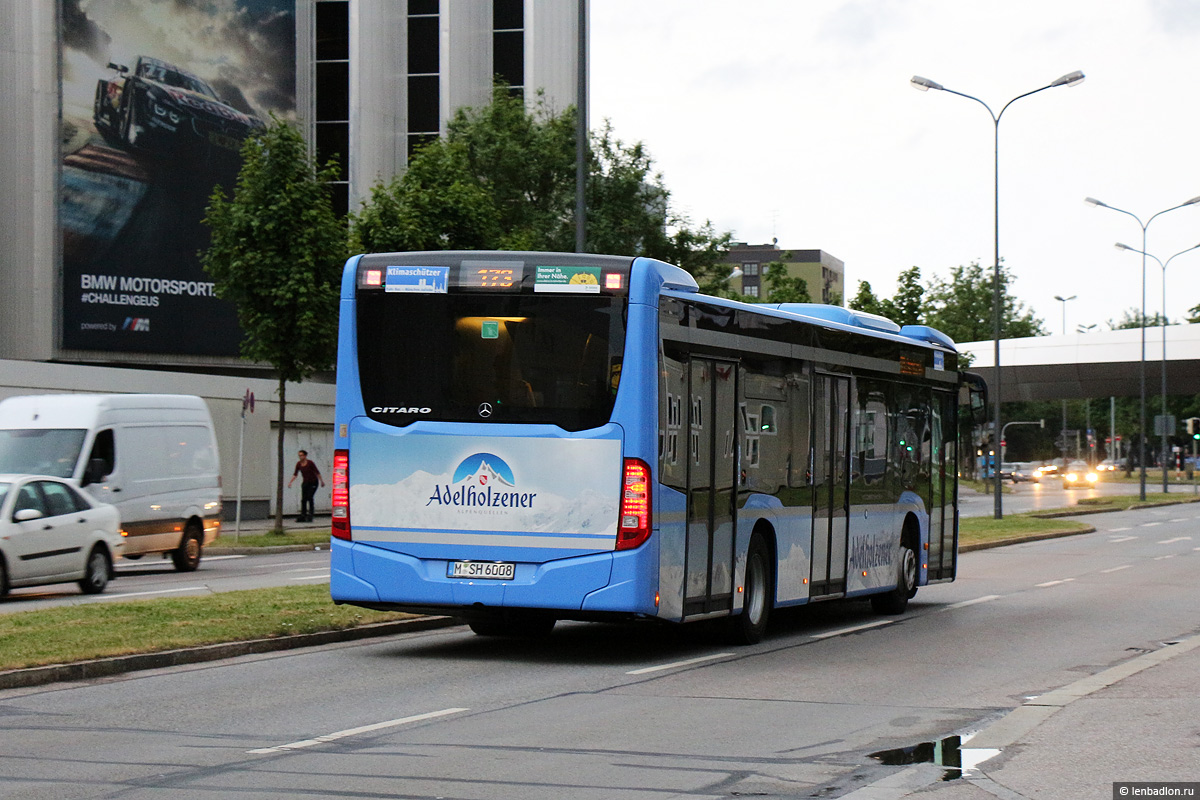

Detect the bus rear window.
xmin=357 ymin=292 xmax=627 ymax=431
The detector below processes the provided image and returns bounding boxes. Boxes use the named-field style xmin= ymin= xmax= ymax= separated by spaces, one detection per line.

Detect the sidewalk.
xmin=206 ymin=513 xmax=333 ymax=555
xmin=883 ymin=633 xmax=1200 ymax=799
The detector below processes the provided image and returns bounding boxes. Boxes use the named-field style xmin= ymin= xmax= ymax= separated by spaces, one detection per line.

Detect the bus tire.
xmin=872 ymin=540 xmax=917 ymax=615
xmin=730 ymin=532 xmax=772 ymax=645
xmin=467 ymin=611 xmax=555 ymax=639
xmin=172 ymin=522 xmax=203 ymax=572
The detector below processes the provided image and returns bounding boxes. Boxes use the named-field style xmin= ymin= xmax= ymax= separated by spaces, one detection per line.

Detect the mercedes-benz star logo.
xmin=478 ymin=402 xmax=493 ymax=418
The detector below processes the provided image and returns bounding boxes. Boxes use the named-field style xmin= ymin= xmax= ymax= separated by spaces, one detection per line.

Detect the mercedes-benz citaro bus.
xmin=330 ymin=251 xmax=983 ymax=644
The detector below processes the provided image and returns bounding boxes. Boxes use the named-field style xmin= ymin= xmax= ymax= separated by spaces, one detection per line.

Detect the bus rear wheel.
xmin=730 ymin=533 xmax=772 ymax=645
xmin=467 ymin=610 xmax=555 ymax=639
xmin=872 ymin=542 xmax=917 ymax=615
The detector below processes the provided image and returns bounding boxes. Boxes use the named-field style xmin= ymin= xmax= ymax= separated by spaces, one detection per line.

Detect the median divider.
xmin=0 ymin=616 xmax=460 ymax=691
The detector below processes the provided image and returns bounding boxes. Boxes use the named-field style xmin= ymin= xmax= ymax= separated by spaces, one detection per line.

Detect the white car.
xmin=0 ymin=474 xmax=123 ymax=597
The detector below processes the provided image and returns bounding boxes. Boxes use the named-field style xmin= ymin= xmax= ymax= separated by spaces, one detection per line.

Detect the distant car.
xmin=1096 ymin=460 xmax=1119 ymax=472
xmin=0 ymin=474 xmax=123 ymax=597
xmin=93 ymin=55 xmax=263 ymax=157
xmin=1061 ymin=460 xmax=1099 ymax=489
xmin=1007 ymin=462 xmax=1038 ymax=482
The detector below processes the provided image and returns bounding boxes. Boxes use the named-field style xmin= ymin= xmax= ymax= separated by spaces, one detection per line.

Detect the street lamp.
xmin=1114 ymin=240 xmax=1200 ymax=493
xmin=1086 ymin=195 xmax=1200 ymax=499
xmin=912 ymin=70 xmax=1085 ymax=519
xmin=1054 ymin=294 xmax=1076 ymax=466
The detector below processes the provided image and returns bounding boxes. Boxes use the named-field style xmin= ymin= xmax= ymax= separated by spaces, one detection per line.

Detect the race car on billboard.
xmin=93 ymin=56 xmax=264 ymax=156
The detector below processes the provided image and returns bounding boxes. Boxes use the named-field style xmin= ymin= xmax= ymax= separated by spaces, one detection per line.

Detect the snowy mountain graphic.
xmin=452 ymin=453 xmax=515 ymax=486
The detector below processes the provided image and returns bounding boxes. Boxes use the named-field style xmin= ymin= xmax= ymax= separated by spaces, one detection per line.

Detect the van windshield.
xmin=0 ymin=429 xmax=87 ymax=478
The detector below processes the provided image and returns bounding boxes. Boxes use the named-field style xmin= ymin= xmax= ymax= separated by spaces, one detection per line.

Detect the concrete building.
xmin=725 ymin=242 xmax=845 ymax=304
xmin=0 ymin=0 xmax=582 ymax=519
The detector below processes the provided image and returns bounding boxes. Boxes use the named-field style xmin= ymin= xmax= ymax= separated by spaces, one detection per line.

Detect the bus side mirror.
xmin=959 ymin=372 xmax=988 ymax=426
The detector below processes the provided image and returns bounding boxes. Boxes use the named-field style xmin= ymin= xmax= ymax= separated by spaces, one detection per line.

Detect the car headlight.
xmin=1065 ymin=473 xmax=1078 ymax=482
xmin=1086 ymin=472 xmax=1098 ymax=483
xmin=151 ymin=101 xmax=182 ymax=124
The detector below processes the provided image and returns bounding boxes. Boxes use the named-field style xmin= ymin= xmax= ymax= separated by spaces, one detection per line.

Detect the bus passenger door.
xmin=811 ymin=374 xmax=849 ymax=596
xmin=684 ymin=358 xmax=738 ymax=617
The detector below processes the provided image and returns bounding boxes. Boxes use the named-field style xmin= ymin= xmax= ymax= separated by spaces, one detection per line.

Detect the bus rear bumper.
xmin=330 ymin=538 xmax=656 ymax=616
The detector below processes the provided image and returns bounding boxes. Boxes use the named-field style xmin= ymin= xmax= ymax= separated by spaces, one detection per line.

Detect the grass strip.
xmin=0 ymin=584 xmax=411 ymax=672
xmin=958 ymin=513 xmax=1091 ymax=548
xmin=214 ymin=529 xmax=332 ymax=548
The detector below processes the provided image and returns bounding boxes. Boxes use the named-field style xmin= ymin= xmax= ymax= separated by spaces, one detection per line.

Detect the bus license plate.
xmin=448 ymin=561 xmax=515 ymax=580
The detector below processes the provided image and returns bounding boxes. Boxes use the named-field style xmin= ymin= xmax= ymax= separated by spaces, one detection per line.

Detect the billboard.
xmin=59 ymin=0 xmax=296 ymax=356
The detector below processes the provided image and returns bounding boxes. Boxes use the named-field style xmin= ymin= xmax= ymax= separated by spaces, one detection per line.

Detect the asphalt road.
xmin=958 ymin=475 xmax=1199 ymax=517
xmin=1 ymin=506 xmax=1197 ymax=799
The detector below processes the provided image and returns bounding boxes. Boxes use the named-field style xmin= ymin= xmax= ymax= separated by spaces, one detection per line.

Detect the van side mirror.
xmin=83 ymin=457 xmax=110 ymax=486
xmin=14 ymin=508 xmax=44 ymax=522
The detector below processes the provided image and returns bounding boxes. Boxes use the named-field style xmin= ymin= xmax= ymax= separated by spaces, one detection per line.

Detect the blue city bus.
xmin=330 ymin=251 xmax=980 ymax=644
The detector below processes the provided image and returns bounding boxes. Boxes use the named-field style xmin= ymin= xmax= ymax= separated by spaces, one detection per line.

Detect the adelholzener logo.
xmin=426 ymin=452 xmax=538 ymax=510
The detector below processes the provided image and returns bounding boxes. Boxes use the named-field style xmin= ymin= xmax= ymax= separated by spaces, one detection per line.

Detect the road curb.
xmin=0 ymin=615 xmax=462 ymax=692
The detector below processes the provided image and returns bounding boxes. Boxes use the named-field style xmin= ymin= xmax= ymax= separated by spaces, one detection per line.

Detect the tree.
xmin=923 ymin=261 xmax=1044 ymax=343
xmin=848 ymin=267 xmax=922 ymax=323
xmin=890 ymin=266 xmax=924 ymax=326
xmin=762 ymin=258 xmax=812 ymax=303
xmin=1109 ymin=308 xmax=1169 ymax=329
xmin=849 ymin=280 xmax=888 ymax=316
xmin=201 ymin=117 xmax=346 ymax=531
xmin=350 ymin=85 xmax=731 ymax=279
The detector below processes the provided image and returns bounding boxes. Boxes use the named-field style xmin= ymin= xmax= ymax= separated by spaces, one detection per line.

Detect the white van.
xmin=0 ymin=394 xmax=221 ymax=571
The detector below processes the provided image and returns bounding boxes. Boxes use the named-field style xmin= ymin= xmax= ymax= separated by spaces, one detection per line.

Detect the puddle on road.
xmin=869 ymin=735 xmax=1000 ymax=781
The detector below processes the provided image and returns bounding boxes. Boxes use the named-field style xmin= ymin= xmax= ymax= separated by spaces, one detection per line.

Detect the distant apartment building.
xmin=726 ymin=242 xmax=845 ymax=304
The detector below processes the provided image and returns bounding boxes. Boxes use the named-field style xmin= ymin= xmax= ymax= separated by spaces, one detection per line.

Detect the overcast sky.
xmin=589 ymin=0 xmax=1200 ymax=338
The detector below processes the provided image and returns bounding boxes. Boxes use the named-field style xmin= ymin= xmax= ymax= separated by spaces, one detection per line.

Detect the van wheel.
xmin=0 ymin=558 xmax=9 ymax=597
xmin=730 ymin=532 xmax=772 ymax=645
xmin=172 ymin=523 xmax=203 ymax=572
xmin=78 ymin=547 xmax=111 ymax=594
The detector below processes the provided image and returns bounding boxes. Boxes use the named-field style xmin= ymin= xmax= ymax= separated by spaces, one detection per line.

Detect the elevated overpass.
xmin=958 ymin=323 xmax=1200 ymax=402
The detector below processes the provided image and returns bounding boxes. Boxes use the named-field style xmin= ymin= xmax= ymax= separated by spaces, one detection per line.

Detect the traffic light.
xmin=1187 ymin=417 xmax=1200 ymax=437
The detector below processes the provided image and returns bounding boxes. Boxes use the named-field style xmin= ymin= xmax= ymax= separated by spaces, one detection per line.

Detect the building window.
xmin=745 ymin=285 xmax=759 ymax=298
xmin=493 ymin=0 xmax=524 ymax=97
xmin=743 ymin=262 xmax=759 ymax=276
xmin=315 ymin=0 xmax=349 ymax=217
xmin=408 ymin=1 xmax=440 ymax=160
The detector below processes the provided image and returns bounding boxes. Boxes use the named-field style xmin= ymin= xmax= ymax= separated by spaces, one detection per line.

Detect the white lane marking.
xmin=283 ymin=566 xmax=331 ymax=574
xmin=626 ymin=652 xmax=736 ymax=675
xmin=1036 ymin=578 xmax=1076 ymax=588
xmin=258 ymin=560 xmax=328 ymax=569
xmin=1109 ymin=536 xmax=1138 ymax=543
xmin=944 ymin=595 xmax=1001 ymax=610
xmin=1101 ymin=565 xmax=1132 ymax=574
xmin=101 ymin=587 xmax=207 ymax=600
xmin=810 ymin=620 xmax=895 ymax=640
xmin=248 ymin=708 xmax=468 ymax=754
xmin=200 ymin=555 xmax=248 ymax=562
xmin=1169 ymin=518 xmax=1188 ymax=524
xmin=1107 ymin=527 xmax=1132 ymax=532
xmin=1154 ymin=555 xmax=1177 ymax=561
xmin=1158 ymin=537 xmax=1192 ymax=545
xmin=1141 ymin=522 xmax=1163 ymax=527
xmin=289 ymin=573 xmax=331 ymax=581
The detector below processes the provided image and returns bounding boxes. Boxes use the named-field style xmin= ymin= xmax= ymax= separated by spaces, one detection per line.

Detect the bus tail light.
xmin=332 ymin=449 xmax=350 ymax=540
xmin=616 ymin=458 xmax=651 ymax=550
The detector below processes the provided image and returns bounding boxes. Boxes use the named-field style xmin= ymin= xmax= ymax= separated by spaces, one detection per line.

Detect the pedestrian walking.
xmin=287 ymin=450 xmax=324 ymax=522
